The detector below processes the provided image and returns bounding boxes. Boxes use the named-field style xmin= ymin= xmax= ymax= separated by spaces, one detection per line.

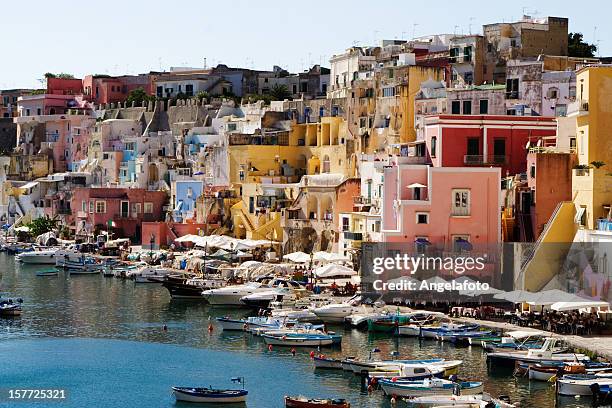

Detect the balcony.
xmin=344 ymin=231 xmax=363 ymax=241
xmin=354 ymin=196 xmax=372 ymax=205
xmin=464 ymin=155 xmax=507 ymax=165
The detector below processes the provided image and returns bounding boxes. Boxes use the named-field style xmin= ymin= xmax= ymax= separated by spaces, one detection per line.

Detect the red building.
xmin=83 ymin=74 xmax=155 ymax=105
xmin=423 ymin=115 xmax=558 ymax=176
xmin=71 ymin=187 xmax=168 ymax=242
xmin=46 ymin=77 xmax=84 ymax=95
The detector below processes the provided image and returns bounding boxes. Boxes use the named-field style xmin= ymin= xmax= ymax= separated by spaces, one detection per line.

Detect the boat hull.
xmin=263 ymin=335 xmax=334 ymax=347
xmin=172 ymin=388 xmax=248 ymax=403
xmin=313 ymin=357 xmax=343 ymax=369
xmin=285 ymin=396 xmax=350 ymax=408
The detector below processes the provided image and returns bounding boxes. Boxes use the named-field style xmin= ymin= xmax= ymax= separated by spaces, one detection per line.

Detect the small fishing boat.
xmin=436 ymin=330 xmax=493 ymax=344
xmin=557 ymin=373 xmax=612 ymax=396
xmin=313 ymin=356 xmax=343 ymax=369
xmin=172 ymin=377 xmax=247 ymax=403
xmin=419 ymin=323 xmax=480 ymax=339
xmin=0 ymin=297 xmax=23 ymax=316
xmin=284 ymin=396 xmax=350 ymax=408
xmin=348 ymin=358 xmax=445 ymax=374
xmin=262 ymin=332 xmax=337 ymax=347
xmin=408 ymin=393 xmax=515 ymax=407
xmin=216 ymin=317 xmax=248 ymax=331
xmin=379 ymin=377 xmax=484 ymax=398
xmin=36 ymin=268 xmax=59 ymax=277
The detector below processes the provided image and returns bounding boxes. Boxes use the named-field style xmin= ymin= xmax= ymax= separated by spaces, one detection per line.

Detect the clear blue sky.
xmin=1 ymin=0 xmax=607 ymax=89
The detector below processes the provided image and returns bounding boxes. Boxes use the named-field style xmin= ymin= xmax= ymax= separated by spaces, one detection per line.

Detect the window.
xmin=95 ymin=201 xmax=106 ymax=214
xmin=227 ymin=123 xmax=237 ymax=132
xmin=467 ymin=138 xmax=479 ymax=156
xmin=463 ymin=46 xmax=472 ymax=62
xmin=382 ymin=87 xmax=395 ymax=97
xmin=452 ymin=235 xmax=471 ymax=252
xmin=82 ymin=200 xmax=87 ymax=212
xmin=449 ymin=47 xmax=459 ymax=63
xmin=479 ymin=99 xmax=489 ymax=114
xmin=430 ymin=136 xmax=437 ymax=158
xmin=134 ymin=203 xmax=141 ymax=215
xmin=462 ymin=100 xmax=472 ymax=115
xmin=185 ymin=84 xmax=194 ymax=97
xmin=510 ymin=39 xmax=517 ymax=47
xmin=144 ymin=202 xmax=153 ymax=214
xmin=239 ymin=170 xmax=245 ymax=181
xmin=487 ymin=43 xmax=493 ymax=53
xmin=120 ymin=201 xmax=129 ymax=218
xmin=416 ymin=212 xmax=429 ymax=224
xmin=506 ymin=78 xmax=519 ymax=99
xmin=451 ymin=100 xmax=461 ymax=114
xmin=342 ymin=217 xmax=350 ymax=231
xmin=569 ymin=86 xmax=576 ymax=99
xmin=451 ymin=189 xmax=470 ymax=216
xmin=547 ymin=87 xmax=559 ymax=99
xmin=89 ymin=201 xmax=94 ymax=214
xmin=555 ymin=104 xmax=567 ymax=117
xmin=157 ymin=86 xmax=163 ymax=97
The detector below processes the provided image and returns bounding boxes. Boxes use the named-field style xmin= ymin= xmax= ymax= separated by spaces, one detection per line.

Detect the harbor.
xmin=1 ymin=247 xmax=611 ymax=408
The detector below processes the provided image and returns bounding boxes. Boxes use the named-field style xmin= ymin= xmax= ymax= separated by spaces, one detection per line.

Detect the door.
xmin=121 ymin=201 xmax=129 ymax=218
xmin=467 ymin=138 xmax=479 ymax=155
xmin=249 ymin=197 xmax=255 ymax=213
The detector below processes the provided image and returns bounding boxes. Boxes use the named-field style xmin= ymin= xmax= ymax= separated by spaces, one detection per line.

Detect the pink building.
xmin=46 ymin=77 xmax=83 ymax=95
xmin=83 ymin=74 xmax=155 ymax=105
xmin=423 ymin=115 xmax=558 ymax=176
xmin=382 ymin=164 xmax=500 ymax=261
xmin=71 ymin=187 xmax=167 ymax=242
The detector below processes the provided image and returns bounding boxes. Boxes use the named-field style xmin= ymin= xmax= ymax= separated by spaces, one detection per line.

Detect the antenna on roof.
xmin=203 ymin=58 xmax=207 ymax=69
xmin=412 ymin=23 xmax=419 ymax=39
xmin=469 ymin=17 xmax=475 ymax=35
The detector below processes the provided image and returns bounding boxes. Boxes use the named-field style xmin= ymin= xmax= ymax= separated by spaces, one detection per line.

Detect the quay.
xmin=454 ymin=316 xmax=612 ymax=361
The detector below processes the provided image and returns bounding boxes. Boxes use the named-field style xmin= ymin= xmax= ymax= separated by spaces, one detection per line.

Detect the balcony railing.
xmin=451 ymin=206 xmax=471 ymax=217
xmin=354 ymin=196 xmax=372 ymax=205
xmin=344 ymin=231 xmax=363 ymax=240
xmin=464 ymin=155 xmax=507 ymax=165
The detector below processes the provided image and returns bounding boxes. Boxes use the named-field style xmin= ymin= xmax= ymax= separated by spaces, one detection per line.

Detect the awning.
xmin=19 ymin=181 xmax=39 ymax=190
xmin=551 ymin=300 xmax=610 ymax=311
xmin=407 ymin=183 xmax=427 ymax=188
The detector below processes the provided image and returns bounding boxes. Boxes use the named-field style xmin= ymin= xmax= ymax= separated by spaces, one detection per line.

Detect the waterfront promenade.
xmin=454 ymin=316 xmax=612 ymax=361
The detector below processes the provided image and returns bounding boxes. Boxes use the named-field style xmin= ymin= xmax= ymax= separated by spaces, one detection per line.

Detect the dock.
xmin=453 ymin=317 xmax=612 ymax=361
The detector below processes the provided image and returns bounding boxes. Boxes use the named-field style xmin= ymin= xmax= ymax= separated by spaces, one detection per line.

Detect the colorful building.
xmin=423 ymin=115 xmax=558 ymax=175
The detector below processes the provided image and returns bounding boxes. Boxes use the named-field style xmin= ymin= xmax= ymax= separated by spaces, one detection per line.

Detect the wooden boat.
xmin=313 ymin=356 xmax=343 ymax=369
xmin=36 ymin=269 xmax=59 ymax=277
xmin=172 ymin=387 xmax=248 ymax=403
xmin=285 ymin=396 xmax=350 ymax=408
xmin=172 ymin=377 xmax=247 ymax=403
xmin=379 ymin=377 xmax=484 ymax=398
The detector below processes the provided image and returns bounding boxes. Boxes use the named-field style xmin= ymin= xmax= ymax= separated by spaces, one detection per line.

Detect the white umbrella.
xmin=423 ymin=276 xmax=447 ymax=285
xmin=387 ymin=275 xmax=420 ymax=285
xmin=551 ymin=300 xmax=610 ymax=311
xmin=493 ymin=289 xmax=538 ymax=304
xmin=312 ymin=251 xmax=350 ymax=262
xmin=528 ymin=289 xmax=586 ymax=306
xmin=282 ymin=251 xmax=311 ymax=263
xmin=313 ymin=263 xmax=357 ymax=278
xmin=174 ymin=234 xmax=201 ymax=243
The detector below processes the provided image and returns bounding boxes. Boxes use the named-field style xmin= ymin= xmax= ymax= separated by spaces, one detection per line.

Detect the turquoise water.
xmin=0 ymin=254 xmax=591 ymax=407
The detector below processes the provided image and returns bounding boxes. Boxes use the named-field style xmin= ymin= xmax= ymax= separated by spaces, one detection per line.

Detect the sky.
xmin=1 ymin=0 xmax=608 ymax=89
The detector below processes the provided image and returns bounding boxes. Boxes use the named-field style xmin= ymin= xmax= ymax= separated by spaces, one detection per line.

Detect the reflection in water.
xmin=0 ymin=254 xmax=589 ymax=407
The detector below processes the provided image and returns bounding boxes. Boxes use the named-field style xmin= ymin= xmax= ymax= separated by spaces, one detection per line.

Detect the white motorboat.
xmin=240 ymin=286 xmax=303 ymax=309
xmin=313 ymin=356 xmax=343 ymax=369
xmin=262 ymin=332 xmax=336 ymax=347
xmin=270 ymin=307 xmax=319 ymax=322
xmin=487 ymin=338 xmax=590 ymax=365
xmin=128 ymin=266 xmax=174 ymax=283
xmin=557 ymin=374 xmax=612 ymax=396
xmin=344 ymin=304 xmax=390 ymax=327
xmin=311 ymin=294 xmax=364 ymax=323
xmin=203 ymin=278 xmax=300 ymax=306
xmin=16 ymin=248 xmax=58 ymax=264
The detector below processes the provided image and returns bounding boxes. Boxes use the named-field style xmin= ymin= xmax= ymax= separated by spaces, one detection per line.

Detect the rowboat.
xmin=379 ymin=377 xmax=484 ymax=398
xmin=408 ymin=393 xmax=515 ymax=407
xmin=36 ymin=269 xmax=59 ymax=277
xmin=436 ymin=330 xmax=493 ymax=344
xmin=0 ymin=298 xmax=22 ymax=316
xmin=172 ymin=387 xmax=248 ymax=403
xmin=285 ymin=396 xmax=350 ymax=408
xmin=419 ymin=323 xmax=480 ymax=339
xmin=557 ymin=373 xmax=612 ymax=396
xmin=172 ymin=377 xmax=247 ymax=403
xmin=313 ymin=356 xmax=343 ymax=369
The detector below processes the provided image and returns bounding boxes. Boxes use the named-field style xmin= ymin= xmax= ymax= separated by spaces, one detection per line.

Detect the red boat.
xmin=285 ymin=396 xmax=350 ymax=408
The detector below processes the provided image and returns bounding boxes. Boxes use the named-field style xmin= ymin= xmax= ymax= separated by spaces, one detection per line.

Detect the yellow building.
xmin=571 ymin=66 xmax=612 ymax=229
xmin=228 ymin=117 xmax=356 ymax=242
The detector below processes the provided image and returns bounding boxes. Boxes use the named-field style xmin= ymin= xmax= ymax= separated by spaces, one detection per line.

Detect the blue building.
xmin=173 ymin=180 xmax=204 ymax=222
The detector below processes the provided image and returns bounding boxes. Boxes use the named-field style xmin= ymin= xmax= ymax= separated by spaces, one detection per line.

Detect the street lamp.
xmin=149 ymin=233 xmax=155 ymax=260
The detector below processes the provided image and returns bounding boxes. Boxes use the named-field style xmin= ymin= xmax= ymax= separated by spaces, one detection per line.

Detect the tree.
xmin=568 ymin=33 xmax=597 ymax=58
xmin=44 ymin=72 xmax=75 ymax=80
xmin=269 ymin=84 xmax=291 ymax=101
xmin=244 ymin=94 xmax=273 ymax=105
xmin=196 ymin=91 xmax=209 ymax=103
xmin=26 ymin=215 xmax=60 ymax=237
xmin=126 ymin=87 xmax=153 ymax=107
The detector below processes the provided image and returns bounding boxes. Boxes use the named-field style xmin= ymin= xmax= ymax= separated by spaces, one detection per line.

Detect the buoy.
xmin=390 ymin=396 xmax=397 ymax=405
xmin=310 ymin=351 xmax=315 ymax=358
xmin=291 ymin=348 xmax=296 ymax=356
xmin=208 ymin=323 xmax=213 ymax=332
xmin=268 ymin=344 xmax=273 ymax=352
xmin=162 ymin=324 xmax=168 ymax=331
